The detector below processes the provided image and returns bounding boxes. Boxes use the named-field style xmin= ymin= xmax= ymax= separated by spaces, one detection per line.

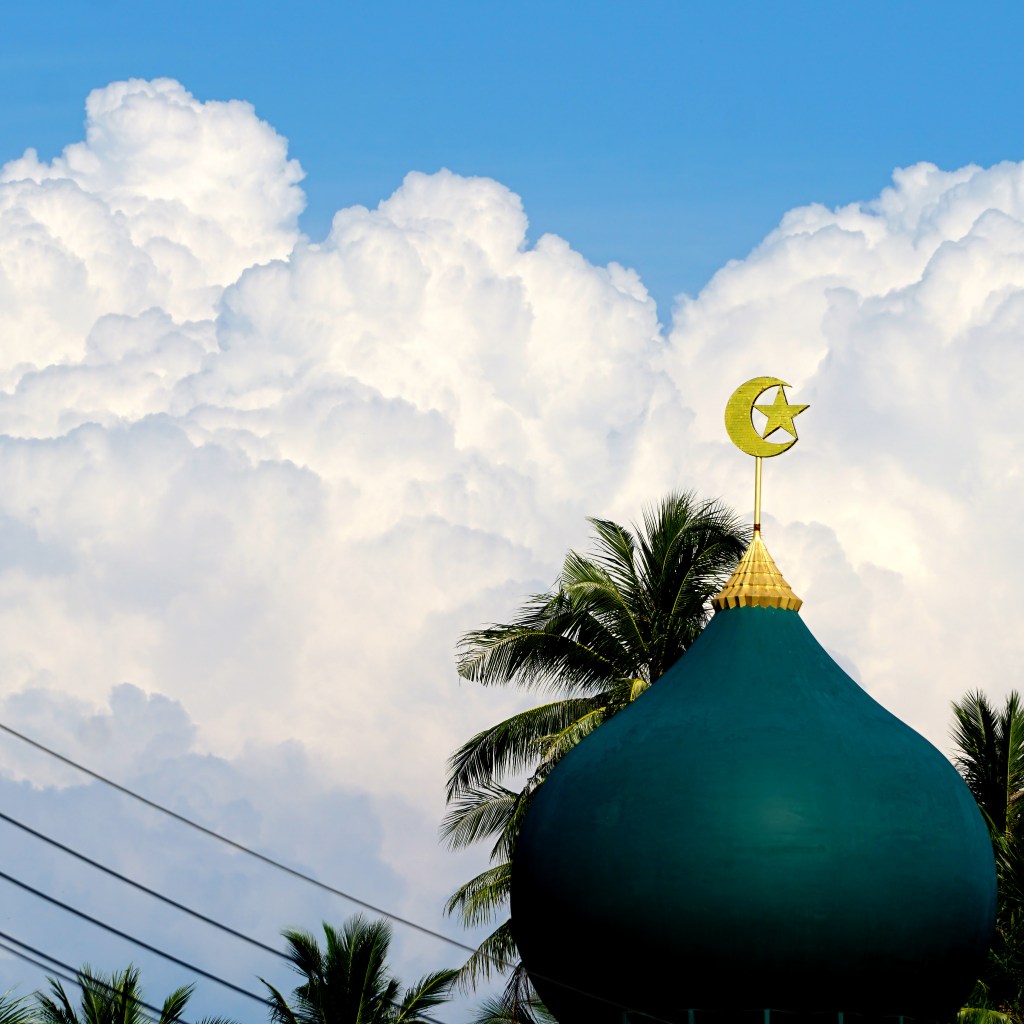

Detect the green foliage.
xmin=0 ymin=992 xmax=35 ymax=1024
xmin=953 ymin=691 xmax=1024 ymax=840
xmin=443 ymin=491 xmax=748 ymax=1020
xmin=468 ymin=985 xmax=556 ymax=1024
xmin=954 ymin=691 xmax=1024 ymax=1023
xmin=35 ymin=966 xmax=215 ymax=1024
xmin=959 ymin=1006 xmax=1015 ymax=1024
xmin=261 ymin=915 xmax=457 ymax=1024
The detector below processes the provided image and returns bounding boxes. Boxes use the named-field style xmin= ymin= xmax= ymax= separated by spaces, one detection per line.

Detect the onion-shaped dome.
xmin=511 ymin=536 xmax=995 ymax=1024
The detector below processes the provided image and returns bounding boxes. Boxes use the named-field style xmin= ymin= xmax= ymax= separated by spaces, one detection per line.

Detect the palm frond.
xmin=440 ymin=781 xmax=520 ymax=850
xmin=444 ymin=862 xmax=511 ymax=926
xmin=456 ymin=590 xmax=621 ymax=696
xmin=490 ymin=786 xmax=540 ymax=864
xmin=1005 ymin=692 xmax=1024 ymax=830
xmin=468 ymin=997 xmax=523 ymax=1024
xmin=958 ymin=976 xmax=1016 ymax=1024
xmin=532 ymin=707 xmax=607 ymax=776
xmin=0 ymin=994 xmax=34 ymax=1024
xmin=994 ymin=830 xmax=1024 ymax=923
xmin=260 ymin=980 xmax=300 ymax=1024
xmin=468 ymin=985 xmax=555 ymax=1024
xmin=157 ymin=986 xmax=194 ymax=1024
xmin=958 ymin=1009 xmax=1013 ymax=1024
xmin=453 ymin=919 xmax=518 ymax=990
xmin=952 ymin=691 xmax=1024 ymax=838
xmin=280 ymin=927 xmax=326 ymax=982
xmin=391 ymin=970 xmax=458 ymax=1024
xmin=641 ymin=492 xmax=748 ymax=678
xmin=622 ymin=676 xmax=651 ymax=703
xmin=560 ymin=552 xmax=647 ymax=670
xmin=36 ymin=984 xmax=78 ymax=1024
xmin=445 ymin=698 xmax=603 ymax=801
xmin=341 ymin=917 xmax=393 ymax=1024
xmin=493 ymin=963 xmax=551 ymax=1024
xmin=501 ymin=675 xmax=647 ymax=803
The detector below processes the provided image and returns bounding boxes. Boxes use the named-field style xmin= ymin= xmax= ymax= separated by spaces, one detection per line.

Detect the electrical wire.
xmin=0 ymin=724 xmax=929 ymax=1024
xmin=0 ymin=816 xmax=456 ymax=1024
xmin=0 ymin=868 xmax=269 ymax=1008
xmin=0 ymin=720 xmax=647 ymax=1023
xmin=0 ymin=928 xmax=191 ymax=1024
xmin=0 ymin=722 xmax=482 ymax=960
xmin=0 ymin=810 xmax=286 ymax=963
xmin=0 ymin=892 xmax=454 ymax=1024
xmin=0 ymin=937 xmax=82 ymax=991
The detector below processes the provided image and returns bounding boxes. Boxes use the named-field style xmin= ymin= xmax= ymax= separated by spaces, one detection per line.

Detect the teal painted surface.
xmin=511 ymin=606 xmax=996 ymax=1024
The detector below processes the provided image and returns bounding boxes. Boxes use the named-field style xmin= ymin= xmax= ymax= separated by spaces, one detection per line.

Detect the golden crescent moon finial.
xmin=712 ymin=375 xmax=808 ymax=614
xmin=724 ymin=376 xmax=809 ymax=458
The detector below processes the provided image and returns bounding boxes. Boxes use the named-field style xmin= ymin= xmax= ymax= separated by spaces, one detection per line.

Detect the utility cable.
xmin=0 ymin=937 xmax=81 ymax=992
xmin=0 ymin=928 xmax=190 ymax=1024
xmin=0 ymin=868 xmax=270 ymax=1008
xmin=0 ymin=722 xmax=481 ymax=959
xmin=0 ymin=829 xmax=453 ymax=1024
xmin=0 ymin=721 xmax=655 ymax=1023
xmin=0 ymin=765 xmax=893 ymax=1024
xmin=0 ymin=810 xmax=287 ymax=963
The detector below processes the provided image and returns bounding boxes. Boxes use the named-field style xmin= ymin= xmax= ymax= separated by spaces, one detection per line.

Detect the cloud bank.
xmin=0 ymin=76 xmax=1020 ymax=1017
xmin=664 ymin=159 xmax=1024 ymax=729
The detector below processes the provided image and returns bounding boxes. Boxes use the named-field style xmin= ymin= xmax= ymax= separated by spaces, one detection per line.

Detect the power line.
xmin=0 ymin=881 xmax=455 ymax=1024
xmin=0 ymin=928 xmax=191 ymax=1024
xmin=0 ymin=814 xmax=456 ymax=1024
xmin=0 ymin=810 xmax=286 ymax=963
xmin=0 ymin=937 xmax=82 ymax=992
xmin=0 ymin=720 xmax=645 ymax=1023
xmin=0 ymin=722 xmax=482 ymax=960
xmin=0 ymin=868 xmax=269 ymax=1008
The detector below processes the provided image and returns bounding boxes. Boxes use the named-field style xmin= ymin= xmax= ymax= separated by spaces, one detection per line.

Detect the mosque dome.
xmin=510 ymin=533 xmax=996 ymax=1024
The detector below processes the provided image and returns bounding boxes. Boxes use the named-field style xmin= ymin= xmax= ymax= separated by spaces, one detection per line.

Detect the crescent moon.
xmin=724 ymin=376 xmax=797 ymax=457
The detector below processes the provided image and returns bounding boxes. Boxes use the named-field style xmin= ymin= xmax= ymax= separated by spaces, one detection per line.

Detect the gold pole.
xmin=753 ymin=456 xmax=762 ymax=535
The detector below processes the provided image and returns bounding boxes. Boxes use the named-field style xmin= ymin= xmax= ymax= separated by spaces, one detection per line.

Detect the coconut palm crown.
xmin=953 ymin=691 xmax=1024 ymax=1024
xmin=36 ymin=965 xmax=217 ymax=1024
xmin=442 ymin=490 xmax=749 ymax=1018
xmin=262 ymin=916 xmax=457 ymax=1024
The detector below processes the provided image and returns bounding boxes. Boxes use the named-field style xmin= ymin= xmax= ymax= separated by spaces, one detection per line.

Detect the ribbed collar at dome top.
xmin=712 ymin=531 xmax=803 ymax=613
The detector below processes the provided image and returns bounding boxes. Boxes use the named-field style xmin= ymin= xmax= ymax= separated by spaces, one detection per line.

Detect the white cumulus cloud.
xmin=0 ymin=76 xmax=1021 ymax=1020
xmin=1 ymin=78 xmax=304 ymax=336
xmin=0 ymin=78 xmax=665 ymax=1013
xmin=664 ymin=157 xmax=1024 ymax=738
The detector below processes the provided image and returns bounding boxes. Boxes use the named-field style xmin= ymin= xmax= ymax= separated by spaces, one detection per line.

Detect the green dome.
xmin=511 ymin=605 xmax=995 ymax=1024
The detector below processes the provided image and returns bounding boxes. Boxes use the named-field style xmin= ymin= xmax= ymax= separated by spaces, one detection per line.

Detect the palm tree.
xmin=952 ymin=691 xmax=1024 ymax=1023
xmin=261 ymin=915 xmax=457 ymax=1024
xmin=36 ymin=965 xmax=218 ymax=1024
xmin=442 ymin=490 xmax=749 ymax=1019
xmin=467 ymin=995 xmax=556 ymax=1024
xmin=953 ymin=691 xmax=1024 ymax=839
xmin=0 ymin=992 xmax=36 ymax=1024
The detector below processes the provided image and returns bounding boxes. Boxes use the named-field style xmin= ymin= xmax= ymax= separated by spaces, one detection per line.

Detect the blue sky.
xmin=7 ymin=0 xmax=1024 ymax=319
xmin=4 ymin=5 xmax=1024 ymax=1021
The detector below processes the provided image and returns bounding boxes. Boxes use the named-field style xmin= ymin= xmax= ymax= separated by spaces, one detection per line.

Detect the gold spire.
xmin=716 ymin=375 xmax=809 ymax=613
xmin=712 ymin=530 xmax=803 ymax=612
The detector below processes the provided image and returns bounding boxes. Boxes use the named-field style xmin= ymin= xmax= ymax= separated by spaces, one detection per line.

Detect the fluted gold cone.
xmin=712 ymin=532 xmax=802 ymax=612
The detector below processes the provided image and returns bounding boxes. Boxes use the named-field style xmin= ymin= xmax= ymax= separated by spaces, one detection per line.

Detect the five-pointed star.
xmin=755 ymin=386 xmax=809 ymax=440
